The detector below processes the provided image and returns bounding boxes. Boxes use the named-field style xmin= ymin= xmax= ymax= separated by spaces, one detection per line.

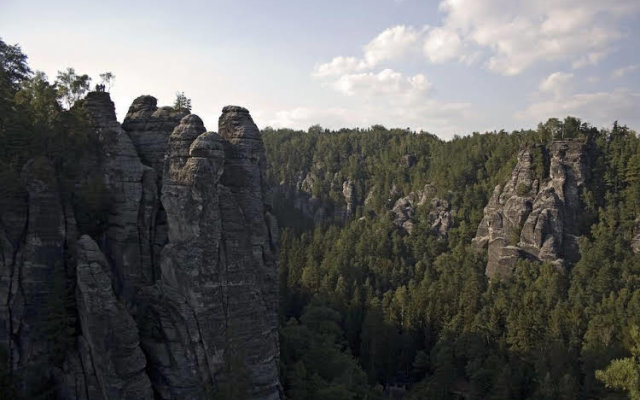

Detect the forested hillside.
xmin=264 ymin=120 xmax=640 ymax=400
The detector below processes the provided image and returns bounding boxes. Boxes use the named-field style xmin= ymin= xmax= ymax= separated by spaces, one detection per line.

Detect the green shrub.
xmin=516 ymin=182 xmax=530 ymax=196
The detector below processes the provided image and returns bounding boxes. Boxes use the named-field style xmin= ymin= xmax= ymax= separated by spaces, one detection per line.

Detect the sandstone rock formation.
xmin=343 ymin=179 xmax=357 ymax=219
xmin=138 ymin=107 xmax=281 ymax=400
xmin=0 ymin=158 xmax=66 ymax=391
xmin=0 ymin=92 xmax=282 ymax=400
xmin=391 ymin=184 xmax=452 ymax=237
xmin=122 ymin=95 xmax=189 ymax=180
xmin=84 ymin=91 xmax=157 ymax=298
xmin=473 ymin=141 xmax=589 ymax=279
xmin=633 ymin=219 xmax=640 ymax=254
xmin=74 ymin=235 xmax=153 ymax=400
xmin=271 ymin=170 xmax=356 ymax=224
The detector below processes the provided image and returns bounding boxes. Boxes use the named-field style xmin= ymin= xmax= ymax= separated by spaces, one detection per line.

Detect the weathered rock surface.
xmin=122 ymin=95 xmax=188 ymax=180
xmin=0 ymin=92 xmax=282 ymax=400
xmin=343 ymin=179 xmax=357 ymax=219
xmin=138 ymin=107 xmax=281 ymax=400
xmin=74 ymin=235 xmax=153 ymax=400
xmin=633 ymin=219 xmax=640 ymax=254
xmin=271 ymin=170 xmax=354 ymax=224
xmin=473 ymin=141 xmax=589 ymax=279
xmin=0 ymin=158 xmax=67 ymax=388
xmin=391 ymin=184 xmax=452 ymax=237
xmin=84 ymin=91 xmax=156 ymax=297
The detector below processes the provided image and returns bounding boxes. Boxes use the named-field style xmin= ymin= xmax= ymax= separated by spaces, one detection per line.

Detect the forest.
xmin=1 ymin=37 xmax=640 ymax=399
xmin=263 ymin=120 xmax=640 ymax=399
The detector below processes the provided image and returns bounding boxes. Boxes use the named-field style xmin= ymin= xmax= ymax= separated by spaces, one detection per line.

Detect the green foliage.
xmin=173 ymin=91 xmax=192 ymax=112
xmin=280 ymin=302 xmax=383 ymax=400
xmin=516 ymin=182 xmax=530 ymax=196
xmin=596 ymin=325 xmax=640 ymax=399
xmin=269 ymin=118 xmax=640 ymax=399
xmin=0 ymin=38 xmax=109 ymax=397
xmin=56 ymin=67 xmax=91 ymax=108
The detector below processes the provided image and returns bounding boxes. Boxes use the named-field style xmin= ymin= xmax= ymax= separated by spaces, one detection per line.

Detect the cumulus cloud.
xmin=423 ymin=27 xmax=462 ymax=63
xmin=312 ymin=56 xmax=367 ymax=78
xmin=363 ymin=25 xmax=420 ymax=66
xmin=436 ymin=0 xmax=638 ymax=75
xmin=312 ymin=25 xmax=420 ymax=77
xmin=331 ymin=69 xmax=430 ymax=98
xmin=315 ymin=1 xmax=640 ymax=79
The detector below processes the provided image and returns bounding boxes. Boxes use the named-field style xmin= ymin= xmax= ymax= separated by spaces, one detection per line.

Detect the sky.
xmin=2 ymin=0 xmax=640 ymax=139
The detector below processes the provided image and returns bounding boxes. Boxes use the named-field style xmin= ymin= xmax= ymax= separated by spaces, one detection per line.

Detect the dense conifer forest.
xmin=264 ymin=120 xmax=640 ymax=399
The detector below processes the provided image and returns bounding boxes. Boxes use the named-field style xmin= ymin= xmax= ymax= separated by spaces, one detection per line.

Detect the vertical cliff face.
xmin=473 ymin=141 xmax=589 ymax=279
xmin=0 ymin=92 xmax=281 ymax=400
xmin=0 ymin=158 xmax=66 ymax=393
xmin=138 ymin=108 xmax=281 ymax=400
xmin=83 ymin=91 xmax=158 ymax=297
xmin=74 ymin=235 xmax=153 ymax=400
xmin=121 ymin=94 xmax=188 ymax=288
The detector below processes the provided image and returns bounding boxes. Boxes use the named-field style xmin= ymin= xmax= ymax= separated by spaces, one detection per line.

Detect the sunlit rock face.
xmin=473 ymin=140 xmax=589 ymax=279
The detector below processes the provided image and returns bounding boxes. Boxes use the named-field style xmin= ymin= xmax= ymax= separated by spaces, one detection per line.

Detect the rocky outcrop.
xmin=473 ymin=141 xmax=589 ymax=279
xmin=391 ymin=184 xmax=452 ymax=237
xmin=120 ymin=95 xmax=188 ymax=288
xmin=343 ymin=179 xmax=357 ymax=219
xmin=74 ymin=235 xmax=153 ymax=400
xmin=0 ymin=158 xmax=67 ymax=390
xmin=84 ymin=91 xmax=157 ymax=297
xmin=0 ymin=92 xmax=282 ymax=400
xmin=122 ymin=95 xmax=188 ymax=180
xmin=633 ymin=219 xmax=640 ymax=254
xmin=137 ymin=107 xmax=281 ymax=400
xmin=272 ymin=170 xmax=354 ymax=224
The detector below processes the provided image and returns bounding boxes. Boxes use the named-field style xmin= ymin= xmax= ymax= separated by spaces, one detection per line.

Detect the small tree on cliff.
xmin=56 ymin=67 xmax=91 ymax=108
xmin=99 ymin=72 xmax=115 ymax=91
xmin=173 ymin=91 xmax=191 ymax=112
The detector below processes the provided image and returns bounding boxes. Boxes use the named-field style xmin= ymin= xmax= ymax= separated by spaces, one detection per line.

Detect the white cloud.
xmin=423 ymin=27 xmax=462 ymax=63
xmin=331 ymin=69 xmax=430 ymax=97
xmin=363 ymin=25 xmax=420 ymax=66
xmin=539 ymin=72 xmax=574 ymax=97
xmin=315 ymin=1 xmax=640 ymax=80
xmin=433 ymin=0 xmax=639 ymax=75
xmin=312 ymin=56 xmax=367 ymax=78
xmin=312 ymin=25 xmax=421 ymax=77
xmin=612 ymin=64 xmax=640 ymax=79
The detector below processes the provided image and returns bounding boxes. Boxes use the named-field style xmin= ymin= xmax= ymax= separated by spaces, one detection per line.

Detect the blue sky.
xmin=2 ymin=0 xmax=639 ymax=138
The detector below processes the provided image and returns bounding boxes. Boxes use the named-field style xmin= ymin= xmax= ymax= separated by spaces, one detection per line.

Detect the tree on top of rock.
xmin=173 ymin=91 xmax=191 ymax=112
xmin=56 ymin=67 xmax=91 ymax=109
xmin=99 ymin=72 xmax=115 ymax=92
